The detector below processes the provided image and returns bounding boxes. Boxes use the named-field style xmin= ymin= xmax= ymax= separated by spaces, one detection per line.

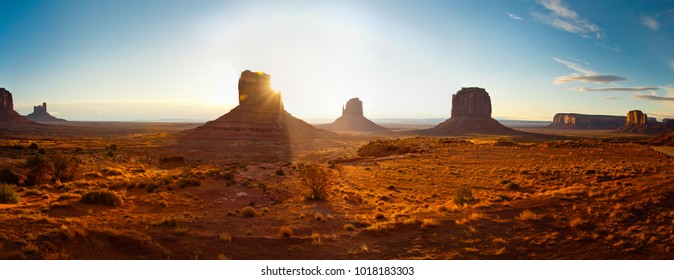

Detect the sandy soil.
xmin=0 ymin=123 xmax=673 ymax=259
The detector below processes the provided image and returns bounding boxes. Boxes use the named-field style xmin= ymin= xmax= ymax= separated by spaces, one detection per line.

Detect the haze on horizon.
xmin=1 ymin=0 xmax=673 ymax=122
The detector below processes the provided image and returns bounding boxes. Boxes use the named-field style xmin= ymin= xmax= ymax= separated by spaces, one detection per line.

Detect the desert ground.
xmin=0 ymin=122 xmax=673 ymax=260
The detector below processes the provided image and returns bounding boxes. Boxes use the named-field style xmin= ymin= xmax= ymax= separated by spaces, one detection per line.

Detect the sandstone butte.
xmin=420 ymin=87 xmax=521 ymax=136
xmin=0 ymin=88 xmax=31 ymax=124
xmin=25 ymin=102 xmax=66 ymax=122
xmin=182 ymin=70 xmax=335 ymax=142
xmin=320 ymin=97 xmax=389 ymax=134
xmin=617 ymin=110 xmax=673 ymax=134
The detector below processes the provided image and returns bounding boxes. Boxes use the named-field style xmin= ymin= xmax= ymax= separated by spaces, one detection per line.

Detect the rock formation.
xmin=548 ymin=113 xmax=626 ymax=129
xmin=0 ymin=88 xmax=30 ymax=123
xmin=319 ymin=97 xmax=388 ymax=134
xmin=420 ymin=87 xmax=519 ymax=135
xmin=617 ymin=110 xmax=672 ymax=134
xmin=182 ymin=70 xmax=335 ymax=143
xmin=25 ymin=102 xmax=66 ymax=122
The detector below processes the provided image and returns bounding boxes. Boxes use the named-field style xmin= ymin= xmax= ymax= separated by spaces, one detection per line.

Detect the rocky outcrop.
xmin=420 ymin=87 xmax=520 ymax=136
xmin=238 ymin=70 xmax=283 ymax=111
xmin=182 ymin=70 xmax=335 ymax=142
xmin=0 ymin=88 xmax=30 ymax=123
xmin=25 ymin=102 xmax=66 ymax=122
xmin=617 ymin=110 xmax=673 ymax=134
xmin=319 ymin=98 xmax=388 ymax=134
xmin=548 ymin=113 xmax=626 ymax=129
xmin=451 ymin=87 xmax=492 ymax=117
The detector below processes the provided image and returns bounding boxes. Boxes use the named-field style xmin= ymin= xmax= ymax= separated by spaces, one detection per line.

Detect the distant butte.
xmin=0 ymin=88 xmax=31 ymax=124
xmin=182 ymin=70 xmax=335 ymax=142
xmin=25 ymin=102 xmax=66 ymax=122
xmin=419 ymin=87 xmax=520 ymax=136
xmin=617 ymin=110 xmax=673 ymax=134
xmin=319 ymin=97 xmax=388 ymax=134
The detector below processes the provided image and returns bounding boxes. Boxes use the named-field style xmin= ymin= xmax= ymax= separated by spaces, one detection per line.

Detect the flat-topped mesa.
xmin=0 ymin=88 xmax=30 ymax=123
xmin=451 ymin=87 xmax=492 ymax=117
xmin=548 ymin=113 xmax=626 ymax=129
xmin=25 ymin=102 xmax=66 ymax=122
xmin=238 ymin=70 xmax=283 ymax=111
xmin=342 ymin=98 xmax=364 ymax=116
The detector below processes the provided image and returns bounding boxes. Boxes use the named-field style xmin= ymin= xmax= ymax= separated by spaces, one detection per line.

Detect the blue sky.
xmin=1 ymin=0 xmax=673 ymax=121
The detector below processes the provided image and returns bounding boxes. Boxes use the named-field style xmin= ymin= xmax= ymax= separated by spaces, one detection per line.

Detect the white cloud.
xmin=670 ymin=61 xmax=674 ymax=70
xmin=553 ymin=57 xmax=595 ymax=75
xmin=632 ymin=85 xmax=674 ymax=103
xmin=552 ymin=57 xmax=626 ymax=84
xmin=532 ymin=0 xmax=603 ymax=39
xmin=642 ymin=16 xmax=659 ymax=30
xmin=573 ymin=86 xmax=658 ymax=92
xmin=508 ymin=13 xmax=524 ymax=21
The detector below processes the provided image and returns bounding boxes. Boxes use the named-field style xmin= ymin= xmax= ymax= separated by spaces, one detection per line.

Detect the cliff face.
xmin=422 ymin=87 xmax=519 ymax=136
xmin=25 ymin=102 xmax=66 ymax=122
xmin=548 ymin=113 xmax=626 ymax=129
xmin=0 ymin=88 xmax=30 ymax=123
xmin=451 ymin=87 xmax=492 ymax=117
xmin=319 ymin=97 xmax=388 ymax=134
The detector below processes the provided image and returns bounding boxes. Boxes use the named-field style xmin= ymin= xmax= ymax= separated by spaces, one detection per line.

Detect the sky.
xmin=1 ymin=0 xmax=673 ymax=122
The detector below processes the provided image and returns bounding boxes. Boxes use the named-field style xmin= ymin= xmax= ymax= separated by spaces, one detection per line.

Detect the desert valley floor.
xmin=0 ymin=122 xmax=673 ymax=259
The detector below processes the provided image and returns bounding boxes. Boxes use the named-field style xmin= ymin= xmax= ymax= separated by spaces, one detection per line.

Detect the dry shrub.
xmin=0 ymin=183 xmax=20 ymax=204
xmin=24 ymin=154 xmax=55 ymax=185
xmin=0 ymin=168 xmax=21 ymax=185
xmin=343 ymin=223 xmax=356 ymax=231
xmin=453 ymin=186 xmax=474 ymax=206
xmin=278 ymin=226 xmax=293 ymax=238
xmin=298 ymin=164 xmax=333 ymax=201
xmin=240 ymin=206 xmax=258 ymax=218
xmin=101 ymin=167 xmax=124 ymax=176
xmin=357 ymin=139 xmax=421 ymax=157
xmin=49 ymin=152 xmax=79 ymax=182
xmin=81 ymin=189 xmax=122 ymax=206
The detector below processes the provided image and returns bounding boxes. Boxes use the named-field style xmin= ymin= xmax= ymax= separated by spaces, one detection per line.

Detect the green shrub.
xmin=81 ymin=189 xmax=122 ymax=206
xmin=453 ymin=186 xmax=474 ymax=206
xmin=0 ymin=183 xmax=20 ymax=204
xmin=0 ymin=168 xmax=21 ymax=185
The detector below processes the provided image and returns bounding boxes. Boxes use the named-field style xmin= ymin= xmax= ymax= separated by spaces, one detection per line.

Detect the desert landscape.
xmin=1 ymin=70 xmax=673 ymax=260
xmin=2 ymin=0 xmax=674 ymax=262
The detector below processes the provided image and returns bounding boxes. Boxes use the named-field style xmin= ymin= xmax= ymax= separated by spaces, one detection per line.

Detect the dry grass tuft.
xmin=343 ymin=223 xmax=356 ymax=231
xmin=569 ymin=217 xmax=584 ymax=228
xmin=278 ymin=226 xmax=293 ymax=238
xmin=0 ymin=183 xmax=20 ymax=204
xmin=517 ymin=209 xmax=539 ymax=220
xmin=421 ymin=218 xmax=441 ymax=228
xmin=219 ymin=232 xmax=232 ymax=243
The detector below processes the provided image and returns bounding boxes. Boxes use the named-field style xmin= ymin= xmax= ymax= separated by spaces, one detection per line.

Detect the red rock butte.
xmin=617 ymin=110 xmax=673 ymax=134
xmin=319 ymin=97 xmax=388 ymax=134
xmin=420 ymin=87 xmax=518 ymax=135
xmin=25 ymin=102 xmax=66 ymax=122
xmin=182 ymin=70 xmax=334 ymax=142
xmin=0 ymin=88 xmax=31 ymax=124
